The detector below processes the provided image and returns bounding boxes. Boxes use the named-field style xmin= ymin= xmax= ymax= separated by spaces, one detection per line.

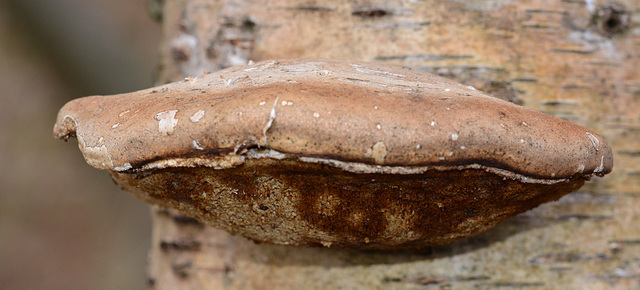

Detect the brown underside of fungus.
xmin=54 ymin=59 xmax=613 ymax=249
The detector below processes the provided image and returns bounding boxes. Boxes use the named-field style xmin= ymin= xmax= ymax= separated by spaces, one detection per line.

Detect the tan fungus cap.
xmin=54 ymin=59 xmax=612 ymax=181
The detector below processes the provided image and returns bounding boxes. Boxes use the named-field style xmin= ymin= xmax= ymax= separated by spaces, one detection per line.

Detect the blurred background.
xmin=1 ymin=0 xmax=161 ymax=288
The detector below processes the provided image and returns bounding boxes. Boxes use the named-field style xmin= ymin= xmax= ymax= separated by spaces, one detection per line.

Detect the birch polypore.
xmin=54 ymin=59 xmax=613 ymax=249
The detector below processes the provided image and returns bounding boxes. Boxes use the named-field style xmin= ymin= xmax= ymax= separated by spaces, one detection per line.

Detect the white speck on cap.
xmin=192 ymin=140 xmax=204 ymax=150
xmin=190 ymin=110 xmax=205 ymax=123
xmin=155 ymin=110 xmax=179 ymax=136
xmin=586 ymin=132 xmax=600 ymax=152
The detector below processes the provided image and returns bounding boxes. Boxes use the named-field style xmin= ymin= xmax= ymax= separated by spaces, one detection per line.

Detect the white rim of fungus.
xmin=127 ymin=148 xmax=571 ymax=185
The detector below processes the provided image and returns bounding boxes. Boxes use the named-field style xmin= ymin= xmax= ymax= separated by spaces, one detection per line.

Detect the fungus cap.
xmin=54 ymin=59 xmax=613 ymax=249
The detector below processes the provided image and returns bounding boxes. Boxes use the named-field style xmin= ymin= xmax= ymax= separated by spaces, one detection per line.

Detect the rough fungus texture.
xmin=54 ymin=59 xmax=613 ymax=249
xmin=113 ymin=159 xmax=585 ymax=249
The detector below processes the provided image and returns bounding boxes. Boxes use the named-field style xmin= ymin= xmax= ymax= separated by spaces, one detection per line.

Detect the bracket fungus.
xmin=54 ymin=59 xmax=612 ymax=249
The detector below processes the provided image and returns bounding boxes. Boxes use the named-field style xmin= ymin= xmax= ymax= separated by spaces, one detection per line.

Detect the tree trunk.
xmin=148 ymin=0 xmax=640 ymax=288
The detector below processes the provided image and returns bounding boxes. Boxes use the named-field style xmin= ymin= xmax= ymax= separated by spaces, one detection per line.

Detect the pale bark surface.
xmin=149 ymin=0 xmax=640 ymax=288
